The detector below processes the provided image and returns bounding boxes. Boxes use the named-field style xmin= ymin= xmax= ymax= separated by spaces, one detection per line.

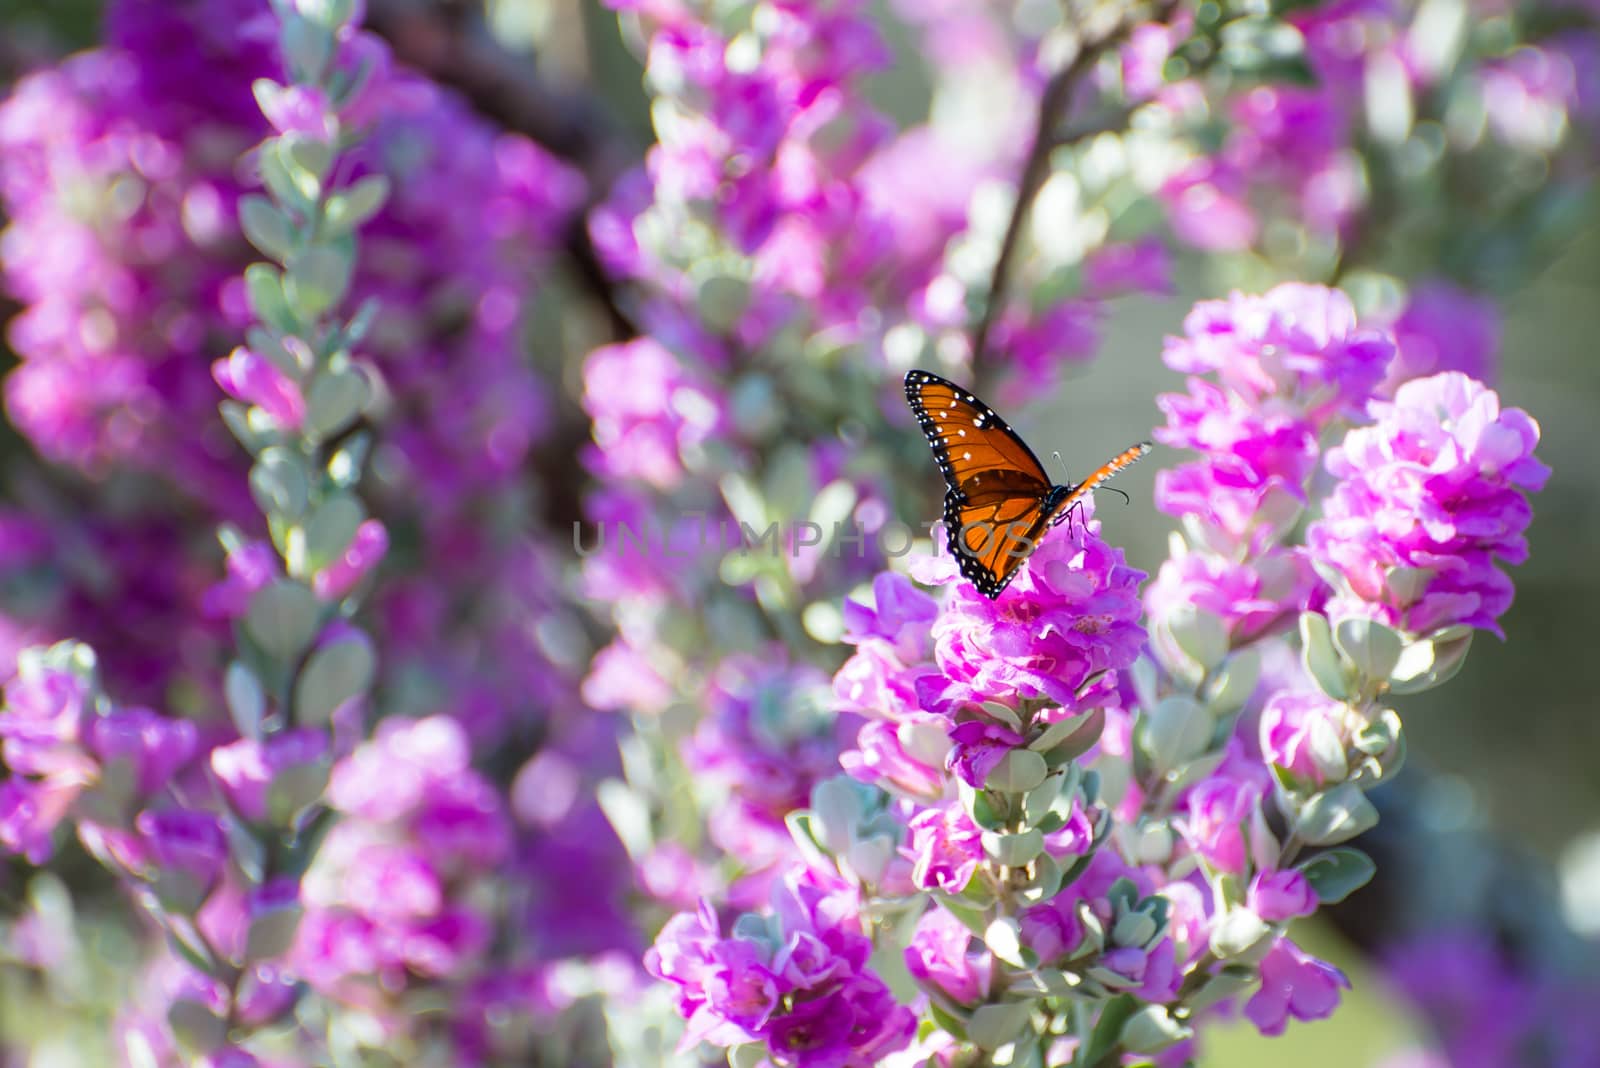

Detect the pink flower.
xmin=1308 ymin=372 xmax=1550 ymax=637
xmin=922 ymin=520 xmax=1147 ymax=713
xmin=907 ymin=804 xmax=984 ymax=894
xmin=904 ymin=905 xmax=991 ymax=1005
xmin=203 ymin=540 xmax=280 ymax=620
xmin=87 ymin=707 xmax=197 ymax=795
xmin=211 ymin=346 xmax=305 ymax=430
xmin=1020 ymin=897 xmax=1085 ymax=964
xmin=210 ymin=729 xmax=330 ymax=823
xmin=1245 ymin=937 xmax=1350 ymax=1035
xmin=1178 ymin=775 xmax=1269 ymax=875
xmin=1248 ymin=869 xmax=1317 ymax=922
xmin=1258 ymin=692 xmax=1346 ymax=787
xmin=259 ymin=84 xmax=336 ymax=139
xmin=312 ymin=519 xmax=388 ymax=600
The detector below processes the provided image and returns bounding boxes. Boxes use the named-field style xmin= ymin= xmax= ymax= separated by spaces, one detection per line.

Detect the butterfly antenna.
xmin=1101 ymin=486 xmax=1131 ymax=506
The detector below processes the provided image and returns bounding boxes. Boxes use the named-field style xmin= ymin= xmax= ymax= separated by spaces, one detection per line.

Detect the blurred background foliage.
xmin=0 ymin=0 xmax=1596 ymax=1065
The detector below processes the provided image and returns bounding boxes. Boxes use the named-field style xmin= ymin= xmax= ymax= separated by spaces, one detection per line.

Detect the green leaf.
xmin=1030 ymin=707 xmax=1105 ymax=763
xmin=986 ymin=748 xmax=1048 ymax=793
xmin=250 ymin=447 xmax=311 ymax=519
xmin=1139 ymin=696 xmax=1214 ymax=772
xmin=1111 ymin=910 xmax=1158 ymax=949
xmin=968 ymin=1001 xmax=1032 ymax=1050
xmin=1208 ymin=905 xmax=1271 ymax=960
xmin=729 ymin=1044 xmax=766 ymax=1068
xmin=293 ymin=630 xmax=376 ymax=725
xmin=1165 ymin=604 xmax=1229 ymax=671
xmin=982 ymin=828 xmax=1044 ymax=868
xmin=304 ymin=367 xmax=370 ymax=440
xmin=694 ymin=271 xmax=752 ymax=334
xmin=1298 ymin=846 xmax=1377 ymax=904
xmin=266 ymin=761 xmax=330 ymax=825
xmin=1119 ymin=1005 xmax=1193 ymax=1054
xmin=285 ymin=244 xmax=353 ymax=321
xmin=1334 ymin=617 xmax=1403 ymax=683
xmin=225 ymin=661 xmax=265 ymax=741
xmin=1388 ymin=631 xmax=1472 ymax=694
xmin=304 ymin=493 xmax=365 ymax=572
xmin=244 ymin=263 xmax=298 ymax=334
xmin=1295 ymin=783 xmax=1379 ymax=846
xmin=239 ymin=194 xmax=295 ymax=261
xmin=257 ymin=138 xmax=314 ymax=214
xmin=283 ymin=134 xmax=333 ymax=190
xmin=245 ymin=900 xmax=304 ymax=960
xmin=325 ymin=175 xmax=390 ymax=235
xmin=281 ymin=13 xmax=335 ymax=84
xmin=246 ymin=580 xmax=321 ymax=663
xmin=1077 ymin=995 xmax=1139 ymax=1068
xmin=1299 ymin=612 xmax=1350 ymax=701
xmin=1204 ymin=647 xmax=1260 ymax=715
xmin=166 ymin=999 xmax=226 ymax=1053
xmin=1023 ymin=771 xmax=1064 ymax=825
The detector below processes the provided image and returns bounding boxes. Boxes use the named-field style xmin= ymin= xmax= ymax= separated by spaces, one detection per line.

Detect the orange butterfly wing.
xmin=904 ymin=370 xmax=1058 ymax=598
xmin=904 ymin=370 xmax=1152 ymax=599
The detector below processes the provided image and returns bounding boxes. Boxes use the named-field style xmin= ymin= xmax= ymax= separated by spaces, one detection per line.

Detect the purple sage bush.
xmin=0 ymin=0 xmax=1594 ymax=1066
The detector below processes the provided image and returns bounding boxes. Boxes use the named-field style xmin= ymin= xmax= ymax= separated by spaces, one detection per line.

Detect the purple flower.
xmin=1084 ymin=237 xmax=1174 ymax=297
xmin=832 ymin=639 xmax=921 ymax=723
xmin=1160 ymin=159 xmax=1258 ymax=251
xmin=904 ymin=905 xmax=991 ymax=1005
xmin=923 ymin=519 xmax=1146 ymax=713
xmin=87 ymin=707 xmax=197 ymax=796
xmin=1160 ymin=285 xmax=1392 ymax=424
xmin=580 ymin=639 xmax=675 ymax=715
xmin=259 ymin=84 xmax=336 ymax=138
xmin=943 ymin=719 xmax=1025 ymax=789
xmin=1258 ymin=692 xmax=1346 ymax=787
xmin=1145 ymin=547 xmax=1309 ymax=648
xmin=842 ymin=572 xmax=938 ymax=652
xmin=1020 ymin=897 xmax=1085 ymax=964
xmin=646 ymin=868 xmax=914 ymax=1067
xmin=0 ymin=665 xmax=90 ymax=775
xmin=907 ymin=804 xmax=983 ymax=894
xmin=839 ymin=715 xmax=947 ymax=799
xmin=203 ymin=541 xmax=280 ymax=620
xmin=0 ymin=774 xmax=86 ymax=863
xmin=326 ymin=714 xmax=469 ymax=822
xmin=1381 ymin=281 xmax=1500 ymax=393
xmin=312 ymin=519 xmax=389 ymax=601
xmin=1307 ymin=372 xmax=1550 ymax=637
xmin=685 ymin=653 xmax=843 ymax=867
xmin=990 ymin=301 xmax=1104 ymax=404
xmin=1103 ymin=938 xmax=1182 ymax=1002
xmin=211 ymin=346 xmax=305 ymax=430
xmin=581 ymin=338 xmax=724 ymax=490
xmin=210 ymin=729 xmax=330 ymax=823
xmin=1244 ymin=937 xmax=1350 ymax=1036
xmin=136 ymin=807 xmax=227 ymax=888
xmin=412 ymin=773 xmax=513 ymax=871
xmin=1177 ymin=775 xmax=1269 ymax=875
xmin=1248 ymin=869 xmax=1317 ymax=922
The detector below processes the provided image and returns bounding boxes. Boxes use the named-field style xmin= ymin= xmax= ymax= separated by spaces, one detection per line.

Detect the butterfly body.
xmin=903 ymin=369 xmax=1150 ymax=599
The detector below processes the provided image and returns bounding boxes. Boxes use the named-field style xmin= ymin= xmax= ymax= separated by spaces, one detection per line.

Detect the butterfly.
xmin=904 ymin=369 xmax=1151 ymax=599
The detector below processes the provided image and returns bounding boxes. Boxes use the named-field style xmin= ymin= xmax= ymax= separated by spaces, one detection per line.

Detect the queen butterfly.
xmin=904 ymin=369 xmax=1150 ymax=599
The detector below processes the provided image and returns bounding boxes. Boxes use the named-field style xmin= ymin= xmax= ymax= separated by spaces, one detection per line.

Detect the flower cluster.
xmin=1308 ymin=372 xmax=1551 ymax=638
xmin=646 ymin=867 xmax=916 ymax=1067
xmin=1148 ymin=283 xmax=1393 ymax=646
xmin=295 ymin=715 xmax=510 ymax=1002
